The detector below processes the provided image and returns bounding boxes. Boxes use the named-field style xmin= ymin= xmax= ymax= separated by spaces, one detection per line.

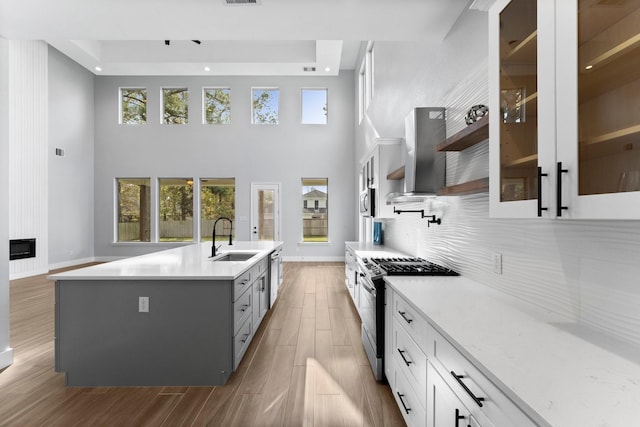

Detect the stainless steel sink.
xmin=211 ymin=252 xmax=259 ymax=262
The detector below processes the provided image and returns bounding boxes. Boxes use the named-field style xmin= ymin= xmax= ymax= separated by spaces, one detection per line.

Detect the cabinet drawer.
xmin=392 ymin=317 xmax=427 ymax=405
xmin=233 ymin=316 xmax=252 ymax=370
xmin=233 ymin=287 xmax=252 ymax=335
xmin=253 ymin=257 xmax=268 ymax=276
xmin=233 ymin=269 xmax=252 ymax=301
xmin=393 ymin=363 xmax=426 ymax=427
xmin=428 ymin=324 xmax=536 ymax=427
xmin=393 ymin=292 xmax=429 ymax=352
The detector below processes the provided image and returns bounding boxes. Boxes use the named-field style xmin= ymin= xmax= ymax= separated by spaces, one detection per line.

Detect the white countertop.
xmin=48 ymin=241 xmax=283 ymax=281
xmin=385 ymin=275 xmax=640 ymax=427
xmin=345 ymin=241 xmax=407 ymax=259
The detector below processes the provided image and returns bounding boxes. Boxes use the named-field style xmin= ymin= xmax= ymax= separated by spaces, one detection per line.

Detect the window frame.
xmin=114 ymin=177 xmax=152 ymax=243
xmin=251 ymin=87 xmax=280 ymax=125
xmin=203 ymin=87 xmax=232 ymax=125
xmin=157 ymin=177 xmax=195 ymax=242
xmin=301 ymin=177 xmax=329 ymax=244
xmin=301 ymin=88 xmax=328 ymax=125
xmin=119 ymin=87 xmax=147 ymax=125
xmin=199 ymin=177 xmax=236 ymax=242
xmin=161 ymin=87 xmax=189 ymax=125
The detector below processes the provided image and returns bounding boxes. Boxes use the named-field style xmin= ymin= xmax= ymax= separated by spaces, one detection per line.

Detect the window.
xmin=302 ymin=178 xmax=328 ymax=242
xmin=120 ymin=88 xmax=147 ymax=124
xmin=159 ymin=178 xmax=194 ymax=241
xmin=116 ymin=178 xmax=151 ymax=242
xmin=301 ymin=88 xmax=328 ymax=124
xmin=200 ymin=178 xmax=235 ymax=241
xmin=162 ymin=88 xmax=189 ymax=124
xmin=204 ymin=88 xmax=231 ymax=124
xmin=252 ymin=88 xmax=279 ymax=124
xmin=358 ymin=42 xmax=375 ymax=122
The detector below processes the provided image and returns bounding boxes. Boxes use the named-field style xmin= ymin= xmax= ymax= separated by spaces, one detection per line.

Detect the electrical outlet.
xmin=492 ymin=252 xmax=502 ymax=275
xmin=138 ymin=296 xmax=149 ymax=313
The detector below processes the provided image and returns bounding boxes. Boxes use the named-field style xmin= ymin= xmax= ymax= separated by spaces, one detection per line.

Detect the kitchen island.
xmin=48 ymin=241 xmax=283 ymax=387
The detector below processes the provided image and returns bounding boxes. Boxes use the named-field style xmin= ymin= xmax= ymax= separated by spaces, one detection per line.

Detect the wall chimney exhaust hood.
xmin=387 ymin=107 xmax=446 ymax=203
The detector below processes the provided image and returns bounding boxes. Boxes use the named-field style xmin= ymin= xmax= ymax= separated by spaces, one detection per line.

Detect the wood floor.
xmin=0 ymin=262 xmax=405 ymax=426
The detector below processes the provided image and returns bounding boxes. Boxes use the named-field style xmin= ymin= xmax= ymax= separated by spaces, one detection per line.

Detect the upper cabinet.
xmin=490 ymin=0 xmax=640 ymax=219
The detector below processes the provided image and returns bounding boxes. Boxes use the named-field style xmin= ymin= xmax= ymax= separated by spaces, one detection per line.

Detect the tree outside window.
xmin=117 ymin=178 xmax=151 ymax=242
xmin=120 ymin=88 xmax=147 ymax=124
xmin=163 ymin=88 xmax=189 ymax=124
xmin=200 ymin=178 xmax=235 ymax=241
xmin=301 ymin=89 xmax=328 ymax=124
xmin=204 ymin=88 xmax=231 ymax=124
xmin=252 ymin=88 xmax=279 ymax=124
xmin=302 ymin=178 xmax=328 ymax=242
xmin=159 ymin=178 xmax=194 ymax=241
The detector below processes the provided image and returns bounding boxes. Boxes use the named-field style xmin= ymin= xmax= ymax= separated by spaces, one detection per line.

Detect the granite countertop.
xmin=48 ymin=241 xmax=283 ymax=281
xmin=385 ymin=275 xmax=640 ymax=427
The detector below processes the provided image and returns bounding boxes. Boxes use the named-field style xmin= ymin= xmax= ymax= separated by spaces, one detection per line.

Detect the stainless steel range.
xmin=357 ymin=256 xmax=458 ymax=381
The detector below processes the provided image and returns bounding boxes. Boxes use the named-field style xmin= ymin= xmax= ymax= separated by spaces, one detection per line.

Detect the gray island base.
xmin=50 ymin=242 xmax=282 ymax=387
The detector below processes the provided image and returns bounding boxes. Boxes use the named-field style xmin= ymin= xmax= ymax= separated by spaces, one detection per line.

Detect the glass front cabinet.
xmin=490 ymin=0 xmax=640 ymax=219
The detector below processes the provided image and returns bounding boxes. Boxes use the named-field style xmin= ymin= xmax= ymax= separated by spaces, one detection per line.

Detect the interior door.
xmin=251 ymin=183 xmax=280 ymax=241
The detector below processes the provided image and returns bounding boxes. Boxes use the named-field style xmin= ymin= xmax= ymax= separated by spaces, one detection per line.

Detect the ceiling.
xmin=0 ymin=0 xmax=472 ymax=76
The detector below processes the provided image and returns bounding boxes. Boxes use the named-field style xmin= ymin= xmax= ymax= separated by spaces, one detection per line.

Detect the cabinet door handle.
xmin=451 ymin=371 xmax=485 ymax=407
xmin=398 ymin=310 xmax=413 ymax=324
xmin=240 ymin=333 xmax=250 ymax=343
xmin=240 ymin=279 xmax=249 ymax=286
xmin=240 ymin=304 xmax=249 ymax=313
xmin=396 ymin=392 xmax=411 ymax=415
xmin=537 ymin=167 xmax=548 ymax=217
xmin=455 ymin=408 xmax=466 ymax=427
xmin=556 ymin=162 xmax=569 ymax=217
xmin=397 ymin=348 xmax=413 ymax=366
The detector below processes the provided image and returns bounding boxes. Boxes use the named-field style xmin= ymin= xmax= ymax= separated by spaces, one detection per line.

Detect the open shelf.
xmin=437 ymin=114 xmax=489 ymax=152
xmin=438 ymin=178 xmax=489 ymax=196
xmin=386 ymin=166 xmax=405 ymax=180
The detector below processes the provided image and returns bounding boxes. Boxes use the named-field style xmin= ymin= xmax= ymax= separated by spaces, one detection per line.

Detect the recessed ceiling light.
xmin=204 ymin=66 xmax=211 ymax=72
xmin=94 ymin=66 xmax=102 ymax=72
xmin=325 ymin=67 xmax=331 ymax=72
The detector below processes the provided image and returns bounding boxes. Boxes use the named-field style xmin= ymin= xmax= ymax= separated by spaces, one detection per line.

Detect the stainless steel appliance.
xmin=269 ymin=247 xmax=282 ymax=308
xmin=357 ymin=256 xmax=458 ymax=381
xmin=359 ymin=187 xmax=375 ymax=217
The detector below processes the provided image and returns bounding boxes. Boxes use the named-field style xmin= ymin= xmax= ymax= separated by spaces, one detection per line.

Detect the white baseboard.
xmin=0 ymin=347 xmax=14 ymax=370
xmin=48 ymin=257 xmax=98 ymax=271
xmin=9 ymin=267 xmax=49 ymax=280
xmin=282 ymin=256 xmax=345 ymax=262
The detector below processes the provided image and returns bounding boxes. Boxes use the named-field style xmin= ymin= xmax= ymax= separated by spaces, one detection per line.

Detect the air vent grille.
xmin=224 ymin=0 xmax=261 ymax=5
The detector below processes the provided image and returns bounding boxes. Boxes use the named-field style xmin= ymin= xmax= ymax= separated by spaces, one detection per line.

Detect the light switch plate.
xmin=138 ymin=296 xmax=149 ymax=313
xmin=492 ymin=252 xmax=502 ymax=275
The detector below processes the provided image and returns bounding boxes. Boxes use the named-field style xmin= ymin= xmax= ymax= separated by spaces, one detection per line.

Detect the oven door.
xmin=359 ymin=272 xmax=384 ymax=380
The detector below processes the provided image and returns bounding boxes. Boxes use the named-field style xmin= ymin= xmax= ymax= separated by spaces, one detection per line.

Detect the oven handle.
xmin=361 ymin=282 xmax=376 ymax=297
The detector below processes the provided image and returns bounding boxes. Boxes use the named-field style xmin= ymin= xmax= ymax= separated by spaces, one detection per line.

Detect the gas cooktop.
xmin=361 ymin=256 xmax=459 ymax=278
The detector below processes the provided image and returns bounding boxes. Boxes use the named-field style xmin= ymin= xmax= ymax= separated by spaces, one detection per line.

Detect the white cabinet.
xmin=489 ymin=0 xmax=640 ymax=219
xmin=360 ymin=138 xmax=404 ymax=219
xmin=345 ymin=245 xmax=358 ymax=301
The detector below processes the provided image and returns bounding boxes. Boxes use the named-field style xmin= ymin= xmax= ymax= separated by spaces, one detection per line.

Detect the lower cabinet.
xmin=385 ymin=285 xmax=537 ymax=427
xmin=427 ymin=363 xmax=494 ymax=427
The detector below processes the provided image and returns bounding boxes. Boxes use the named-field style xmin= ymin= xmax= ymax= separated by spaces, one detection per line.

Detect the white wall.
xmin=357 ymin=9 xmax=640 ymax=348
xmin=8 ymin=40 xmax=48 ymax=279
xmin=0 ymin=37 xmax=14 ymax=370
xmin=48 ymin=46 xmax=95 ymax=268
xmin=93 ymin=74 xmax=356 ymax=261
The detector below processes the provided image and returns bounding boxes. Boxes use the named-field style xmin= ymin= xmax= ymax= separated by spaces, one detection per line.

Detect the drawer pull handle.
xmin=451 ymin=371 xmax=485 ymax=407
xmin=397 ymin=348 xmax=413 ymax=366
xmin=398 ymin=311 xmax=413 ymax=324
xmin=240 ymin=304 xmax=249 ymax=313
xmin=240 ymin=279 xmax=249 ymax=285
xmin=455 ymin=408 xmax=466 ymax=427
xmin=396 ymin=392 xmax=411 ymax=415
xmin=240 ymin=333 xmax=250 ymax=343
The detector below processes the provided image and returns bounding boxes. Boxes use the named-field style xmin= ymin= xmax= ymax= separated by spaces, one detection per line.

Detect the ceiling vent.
xmin=303 ymin=66 xmax=316 ymax=72
xmin=224 ymin=0 xmax=261 ymax=5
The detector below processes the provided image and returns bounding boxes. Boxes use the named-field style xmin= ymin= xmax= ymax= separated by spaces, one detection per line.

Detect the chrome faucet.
xmin=211 ymin=217 xmax=233 ymax=257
